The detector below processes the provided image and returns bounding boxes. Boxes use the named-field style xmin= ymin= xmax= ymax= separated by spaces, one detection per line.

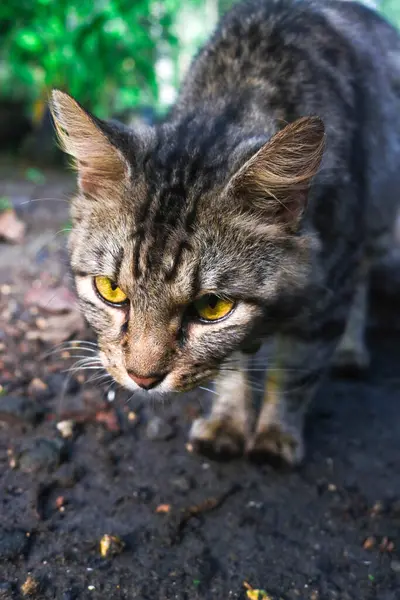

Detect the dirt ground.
xmin=0 ymin=158 xmax=399 ymax=600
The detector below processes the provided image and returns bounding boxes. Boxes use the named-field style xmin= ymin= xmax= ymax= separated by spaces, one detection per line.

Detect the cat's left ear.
xmin=228 ymin=116 xmax=325 ymax=229
xmin=49 ymin=90 xmax=130 ymax=200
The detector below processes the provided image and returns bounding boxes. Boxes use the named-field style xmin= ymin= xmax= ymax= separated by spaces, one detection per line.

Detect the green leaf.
xmin=25 ymin=168 xmax=46 ymax=185
xmin=0 ymin=197 xmax=12 ymax=213
xmin=16 ymin=30 xmax=42 ymax=52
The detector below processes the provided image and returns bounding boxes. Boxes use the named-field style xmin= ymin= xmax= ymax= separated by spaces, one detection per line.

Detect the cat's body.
xmin=50 ymin=0 xmax=400 ymax=464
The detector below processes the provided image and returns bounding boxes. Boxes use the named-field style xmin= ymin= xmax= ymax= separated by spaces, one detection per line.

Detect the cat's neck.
xmin=160 ymin=99 xmax=278 ymax=179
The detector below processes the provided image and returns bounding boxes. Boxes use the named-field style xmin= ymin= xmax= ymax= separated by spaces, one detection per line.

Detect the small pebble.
xmin=171 ymin=476 xmax=192 ymax=493
xmin=390 ymin=559 xmax=400 ymax=573
xmin=107 ymin=389 xmax=116 ymax=402
xmin=19 ymin=438 xmax=64 ymax=474
xmin=56 ymin=420 xmax=74 ymax=439
xmin=146 ymin=416 xmax=175 ymax=441
xmin=27 ymin=378 xmax=50 ymax=400
xmin=0 ymin=527 xmax=28 ymax=561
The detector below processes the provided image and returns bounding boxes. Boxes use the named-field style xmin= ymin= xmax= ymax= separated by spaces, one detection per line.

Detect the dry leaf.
xmin=244 ymin=582 xmax=272 ymax=600
xmin=0 ymin=208 xmax=26 ymax=243
xmin=100 ymin=534 xmax=125 ymax=557
xmin=156 ymin=504 xmax=171 ymax=514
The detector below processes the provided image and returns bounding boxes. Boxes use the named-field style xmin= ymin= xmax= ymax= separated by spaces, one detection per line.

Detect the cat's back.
xmin=174 ymin=0 xmax=400 ymax=115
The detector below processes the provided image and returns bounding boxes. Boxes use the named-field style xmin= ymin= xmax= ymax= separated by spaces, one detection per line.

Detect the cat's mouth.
xmin=100 ymin=349 xmax=219 ymax=395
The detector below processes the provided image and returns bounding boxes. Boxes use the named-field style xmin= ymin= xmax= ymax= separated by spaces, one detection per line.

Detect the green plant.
xmin=381 ymin=0 xmax=400 ymax=28
xmin=0 ymin=0 xmax=203 ymax=118
xmin=0 ymin=197 xmax=12 ymax=212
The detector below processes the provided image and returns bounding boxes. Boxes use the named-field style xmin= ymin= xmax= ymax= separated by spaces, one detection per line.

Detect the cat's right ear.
xmin=227 ymin=116 xmax=325 ymax=230
xmin=49 ymin=90 xmax=130 ymax=199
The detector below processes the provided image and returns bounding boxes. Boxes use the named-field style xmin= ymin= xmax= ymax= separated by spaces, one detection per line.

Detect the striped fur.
xmin=50 ymin=0 xmax=400 ymax=465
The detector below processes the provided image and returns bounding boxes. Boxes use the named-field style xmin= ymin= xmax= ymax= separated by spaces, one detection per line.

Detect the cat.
xmin=49 ymin=0 xmax=400 ymax=466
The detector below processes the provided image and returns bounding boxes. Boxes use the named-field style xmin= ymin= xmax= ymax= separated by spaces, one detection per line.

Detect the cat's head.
xmin=50 ymin=91 xmax=324 ymax=393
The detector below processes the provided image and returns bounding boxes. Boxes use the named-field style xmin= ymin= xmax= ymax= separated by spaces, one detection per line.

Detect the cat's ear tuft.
xmin=49 ymin=90 xmax=129 ymax=198
xmin=229 ymin=116 xmax=325 ymax=228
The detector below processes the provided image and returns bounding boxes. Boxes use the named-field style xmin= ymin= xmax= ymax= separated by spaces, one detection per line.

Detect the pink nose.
xmin=128 ymin=372 xmax=164 ymax=390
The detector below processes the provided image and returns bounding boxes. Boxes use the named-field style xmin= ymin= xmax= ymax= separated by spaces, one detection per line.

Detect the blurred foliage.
xmin=0 ymin=0 xmax=211 ymax=119
xmin=381 ymin=0 xmax=400 ymax=27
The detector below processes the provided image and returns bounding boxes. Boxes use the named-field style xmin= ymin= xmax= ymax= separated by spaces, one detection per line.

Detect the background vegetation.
xmin=0 ymin=0 xmax=398 ymax=125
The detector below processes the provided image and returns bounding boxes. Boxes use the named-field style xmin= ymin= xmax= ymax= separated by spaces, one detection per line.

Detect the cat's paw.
xmin=247 ymin=424 xmax=304 ymax=467
xmin=189 ymin=416 xmax=247 ymax=459
xmin=332 ymin=343 xmax=370 ymax=375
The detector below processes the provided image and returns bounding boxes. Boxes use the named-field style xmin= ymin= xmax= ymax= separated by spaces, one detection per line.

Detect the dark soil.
xmin=0 ymin=158 xmax=399 ymax=600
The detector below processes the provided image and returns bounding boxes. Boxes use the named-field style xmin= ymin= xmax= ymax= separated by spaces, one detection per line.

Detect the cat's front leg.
xmin=332 ymin=263 xmax=370 ymax=373
xmin=248 ymin=335 xmax=330 ymax=466
xmin=189 ymin=352 xmax=252 ymax=457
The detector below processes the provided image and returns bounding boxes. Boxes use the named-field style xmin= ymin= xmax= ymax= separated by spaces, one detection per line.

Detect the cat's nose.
xmin=128 ymin=371 xmax=165 ymax=390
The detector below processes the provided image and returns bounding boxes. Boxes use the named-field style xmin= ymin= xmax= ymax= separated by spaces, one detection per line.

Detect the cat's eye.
xmin=193 ymin=294 xmax=235 ymax=322
xmin=94 ymin=276 xmax=128 ymax=305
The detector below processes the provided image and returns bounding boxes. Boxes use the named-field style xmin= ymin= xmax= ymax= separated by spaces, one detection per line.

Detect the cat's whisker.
xmin=20 ymin=195 xmax=71 ymax=206
xmin=42 ymin=341 xmax=98 ymax=359
xmin=63 ymin=358 xmax=103 ymax=374
xmin=199 ymin=385 xmax=219 ymax=396
xmin=85 ymin=371 xmax=110 ymax=384
xmin=124 ymin=391 xmax=138 ymax=405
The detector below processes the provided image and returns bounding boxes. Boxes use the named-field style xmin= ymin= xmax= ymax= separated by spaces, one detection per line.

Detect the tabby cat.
xmin=50 ymin=0 xmax=400 ymax=465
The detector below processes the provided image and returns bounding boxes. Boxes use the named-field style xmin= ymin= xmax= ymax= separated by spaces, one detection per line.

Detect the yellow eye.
xmin=193 ymin=294 xmax=235 ymax=322
xmin=94 ymin=276 xmax=128 ymax=305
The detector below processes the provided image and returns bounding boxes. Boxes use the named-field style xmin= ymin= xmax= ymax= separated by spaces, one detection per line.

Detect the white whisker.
xmin=199 ymin=385 xmax=219 ymax=396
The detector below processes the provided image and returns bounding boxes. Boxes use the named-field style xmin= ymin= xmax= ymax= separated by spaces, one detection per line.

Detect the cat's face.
xmin=50 ymin=91 xmax=324 ymax=394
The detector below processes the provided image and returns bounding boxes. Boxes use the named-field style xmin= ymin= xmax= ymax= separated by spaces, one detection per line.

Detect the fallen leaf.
xmin=99 ymin=534 xmax=125 ymax=557
xmin=0 ymin=208 xmax=26 ymax=243
xmin=21 ymin=575 xmax=40 ymax=597
xmin=156 ymin=504 xmax=171 ymax=514
xmin=55 ymin=496 xmax=66 ymax=509
xmin=25 ymin=285 xmax=77 ymax=314
xmin=243 ymin=582 xmax=272 ymax=600
xmin=56 ymin=420 xmax=74 ymax=438
xmin=363 ymin=536 xmax=376 ymax=550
